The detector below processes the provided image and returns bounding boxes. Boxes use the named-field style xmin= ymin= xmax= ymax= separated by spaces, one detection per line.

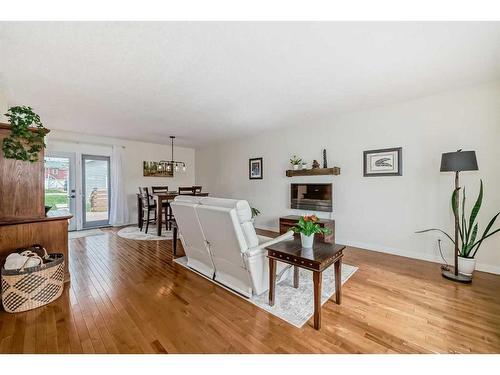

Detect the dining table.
xmin=151 ymin=191 xmax=209 ymax=236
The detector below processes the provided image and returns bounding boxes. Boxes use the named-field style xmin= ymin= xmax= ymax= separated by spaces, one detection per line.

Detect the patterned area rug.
xmin=117 ymin=225 xmax=174 ymax=241
xmin=69 ymin=229 xmax=104 ymax=239
xmin=174 ymin=256 xmax=357 ymax=328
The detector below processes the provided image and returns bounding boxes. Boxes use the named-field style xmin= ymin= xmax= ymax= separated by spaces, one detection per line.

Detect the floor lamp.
xmin=440 ymin=150 xmax=478 ymax=283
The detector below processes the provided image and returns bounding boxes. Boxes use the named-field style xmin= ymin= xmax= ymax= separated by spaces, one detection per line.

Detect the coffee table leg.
xmin=313 ymin=271 xmax=322 ymax=330
xmin=335 ymin=259 xmax=342 ymax=305
xmin=269 ymin=258 xmax=276 ymax=306
xmin=293 ymin=266 xmax=299 ymax=288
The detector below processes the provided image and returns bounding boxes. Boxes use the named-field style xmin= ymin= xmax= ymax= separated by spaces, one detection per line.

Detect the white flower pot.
xmin=292 ymin=164 xmax=300 ymax=170
xmin=301 ymin=233 xmax=314 ymax=248
xmin=458 ymin=256 xmax=476 ymax=277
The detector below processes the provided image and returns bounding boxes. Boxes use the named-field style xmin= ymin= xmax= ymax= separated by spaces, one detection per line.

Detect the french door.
xmin=82 ymin=154 xmax=111 ymax=228
xmin=44 ymin=152 xmax=77 ymax=231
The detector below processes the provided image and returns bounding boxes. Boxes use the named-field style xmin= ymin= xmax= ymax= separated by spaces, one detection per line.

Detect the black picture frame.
xmin=363 ymin=147 xmax=402 ymax=177
xmin=249 ymin=157 xmax=263 ymax=180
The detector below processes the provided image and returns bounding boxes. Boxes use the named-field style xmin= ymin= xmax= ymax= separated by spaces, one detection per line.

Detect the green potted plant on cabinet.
xmin=2 ymin=106 xmax=49 ymax=162
xmin=417 ymin=180 xmax=500 ymax=277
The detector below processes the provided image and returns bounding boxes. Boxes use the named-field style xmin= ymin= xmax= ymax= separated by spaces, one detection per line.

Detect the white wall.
xmin=196 ymin=82 xmax=500 ymax=274
xmin=47 ymin=130 xmax=195 ymax=228
xmin=0 ymin=88 xmax=8 ymax=122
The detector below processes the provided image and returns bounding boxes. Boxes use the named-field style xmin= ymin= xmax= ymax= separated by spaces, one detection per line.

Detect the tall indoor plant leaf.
xmin=467 ymin=180 xmax=483 ymax=243
xmin=417 ymin=180 xmax=499 ymax=260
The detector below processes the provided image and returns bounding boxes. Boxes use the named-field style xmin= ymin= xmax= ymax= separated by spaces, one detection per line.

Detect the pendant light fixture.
xmin=158 ymin=136 xmax=186 ymax=173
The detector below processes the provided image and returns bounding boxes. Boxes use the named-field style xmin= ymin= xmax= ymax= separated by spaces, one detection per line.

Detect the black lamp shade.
xmin=440 ymin=151 xmax=478 ymax=172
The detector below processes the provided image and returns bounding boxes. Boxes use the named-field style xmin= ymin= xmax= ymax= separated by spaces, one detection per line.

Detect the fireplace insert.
xmin=290 ymin=183 xmax=332 ymax=212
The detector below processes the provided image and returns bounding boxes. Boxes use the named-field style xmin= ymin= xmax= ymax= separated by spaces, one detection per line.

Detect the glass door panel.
xmin=82 ymin=154 xmax=110 ymax=228
xmin=44 ymin=153 xmax=77 ymax=230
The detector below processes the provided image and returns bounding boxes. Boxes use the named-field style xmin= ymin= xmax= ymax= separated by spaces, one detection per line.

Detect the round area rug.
xmin=117 ymin=225 xmax=174 ymax=241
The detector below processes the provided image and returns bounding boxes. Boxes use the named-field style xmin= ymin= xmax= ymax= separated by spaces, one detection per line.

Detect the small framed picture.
xmin=363 ymin=147 xmax=402 ymax=177
xmin=249 ymin=157 xmax=263 ymax=179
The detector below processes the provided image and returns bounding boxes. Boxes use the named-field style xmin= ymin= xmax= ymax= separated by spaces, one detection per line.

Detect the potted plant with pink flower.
xmin=290 ymin=215 xmax=331 ymax=248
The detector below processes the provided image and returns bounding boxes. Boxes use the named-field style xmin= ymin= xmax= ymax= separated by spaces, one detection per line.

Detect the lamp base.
xmin=442 ymin=269 xmax=472 ymax=283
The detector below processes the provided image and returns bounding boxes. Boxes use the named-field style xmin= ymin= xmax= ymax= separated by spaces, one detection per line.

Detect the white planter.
xmin=292 ymin=164 xmax=300 ymax=170
xmin=458 ymin=256 xmax=476 ymax=277
xmin=300 ymin=233 xmax=314 ymax=248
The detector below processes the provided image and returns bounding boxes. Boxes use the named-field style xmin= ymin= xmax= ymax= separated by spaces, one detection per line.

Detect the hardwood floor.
xmin=1 ymin=228 xmax=499 ymax=353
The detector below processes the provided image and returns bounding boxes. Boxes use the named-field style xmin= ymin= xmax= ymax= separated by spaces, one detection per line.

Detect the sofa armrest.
xmin=246 ymin=231 xmax=294 ymax=257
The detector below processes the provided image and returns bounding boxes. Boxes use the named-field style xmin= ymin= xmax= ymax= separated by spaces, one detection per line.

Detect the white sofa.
xmin=170 ymin=196 xmax=294 ymax=297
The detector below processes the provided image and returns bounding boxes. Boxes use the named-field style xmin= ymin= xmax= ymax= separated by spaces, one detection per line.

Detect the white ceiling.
xmin=1 ymin=22 xmax=499 ymax=147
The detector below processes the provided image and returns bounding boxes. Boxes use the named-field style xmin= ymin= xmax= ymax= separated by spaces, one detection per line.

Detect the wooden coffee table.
xmin=266 ymin=238 xmax=345 ymax=330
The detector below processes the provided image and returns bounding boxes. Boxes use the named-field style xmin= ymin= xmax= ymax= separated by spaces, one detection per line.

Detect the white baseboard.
xmin=254 ymin=225 xmax=500 ymax=275
xmin=475 ymin=263 xmax=500 ymax=275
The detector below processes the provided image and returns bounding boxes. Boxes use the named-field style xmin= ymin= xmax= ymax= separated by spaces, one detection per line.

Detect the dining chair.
xmin=137 ymin=187 xmax=146 ymax=228
xmin=163 ymin=208 xmax=178 ymax=256
xmin=151 ymin=185 xmax=170 ymax=213
xmin=152 ymin=186 xmax=175 ymax=230
xmin=136 ymin=193 xmax=143 ymax=228
xmin=151 ymin=186 xmax=175 ymax=230
xmin=178 ymin=186 xmax=194 ymax=195
xmin=140 ymin=187 xmax=157 ymax=233
xmin=151 ymin=186 xmax=169 ymax=193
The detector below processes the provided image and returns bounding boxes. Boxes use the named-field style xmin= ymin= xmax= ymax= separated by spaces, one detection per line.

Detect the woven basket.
xmin=1 ymin=252 xmax=65 ymax=313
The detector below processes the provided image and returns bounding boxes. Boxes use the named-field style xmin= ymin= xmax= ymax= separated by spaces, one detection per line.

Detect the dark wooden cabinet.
xmin=279 ymin=215 xmax=335 ymax=244
xmin=0 ymin=214 xmax=72 ymax=282
xmin=0 ymin=124 xmax=45 ymax=221
xmin=0 ymin=123 xmax=71 ymax=282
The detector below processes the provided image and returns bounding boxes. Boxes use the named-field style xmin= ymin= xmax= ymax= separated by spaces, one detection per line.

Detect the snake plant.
xmin=416 ymin=180 xmax=500 ymax=258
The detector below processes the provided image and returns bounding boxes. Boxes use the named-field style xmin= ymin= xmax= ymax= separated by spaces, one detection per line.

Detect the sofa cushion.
xmin=174 ymin=195 xmax=203 ymax=204
xmin=199 ymin=197 xmax=238 ymax=208
xmin=200 ymin=197 xmax=258 ymax=250
xmin=200 ymin=197 xmax=252 ymax=223
xmin=241 ymin=222 xmax=259 ymax=248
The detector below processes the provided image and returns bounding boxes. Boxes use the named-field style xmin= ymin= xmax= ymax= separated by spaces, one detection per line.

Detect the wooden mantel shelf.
xmin=286 ymin=167 xmax=341 ymax=177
